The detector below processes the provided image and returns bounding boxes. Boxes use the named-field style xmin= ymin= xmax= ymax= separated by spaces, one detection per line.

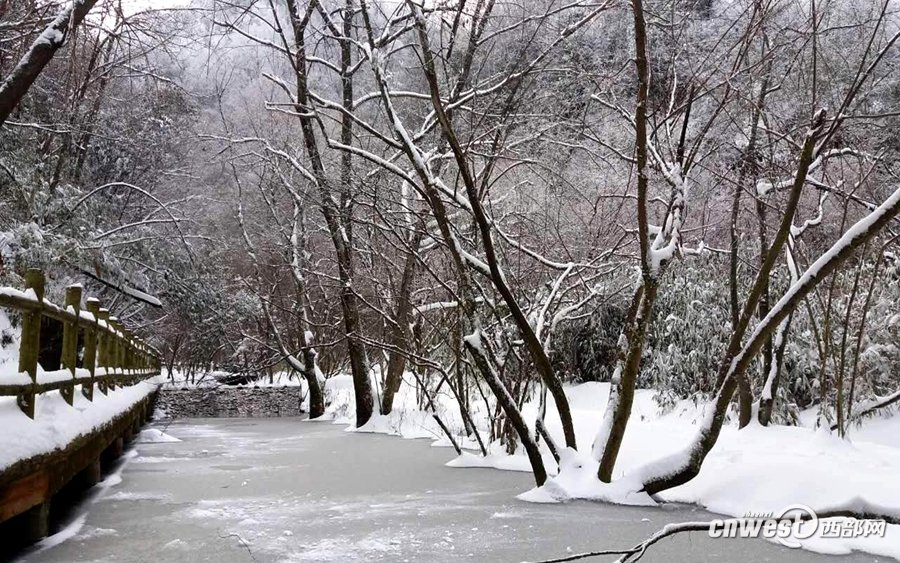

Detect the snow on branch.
xmin=0 ymin=0 xmax=100 ymax=126
xmin=737 ymin=185 xmax=900 ymax=373
xmin=637 ymin=183 xmax=900 ymax=494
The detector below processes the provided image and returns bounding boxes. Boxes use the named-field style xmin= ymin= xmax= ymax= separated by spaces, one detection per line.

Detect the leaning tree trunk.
xmin=595 ymin=282 xmax=658 ymax=481
xmin=0 ymin=0 xmax=101 ymax=126
xmin=465 ymin=331 xmax=547 ymax=486
xmin=593 ymin=0 xmax=661 ymax=482
xmin=641 ymin=184 xmax=900 ymax=495
xmin=357 ymin=0 xmax=551 ymax=483
xmin=712 ymin=109 xmax=826 ymax=429
xmin=410 ymin=10 xmax=578 ymax=449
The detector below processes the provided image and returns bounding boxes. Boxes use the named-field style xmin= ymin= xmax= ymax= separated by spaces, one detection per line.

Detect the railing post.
xmin=124 ymin=328 xmax=134 ymax=377
xmin=120 ymin=326 xmax=129 ymax=382
xmin=60 ymin=284 xmax=82 ymax=405
xmin=97 ymin=308 xmax=111 ymax=395
xmin=117 ymin=320 xmax=126 ymax=383
xmin=17 ymin=269 xmax=44 ymax=418
xmin=82 ymin=298 xmax=100 ymax=401
xmin=109 ymin=317 xmax=121 ymax=390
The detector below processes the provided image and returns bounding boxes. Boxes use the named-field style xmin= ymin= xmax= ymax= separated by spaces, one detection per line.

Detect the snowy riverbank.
xmin=319 ymin=374 xmax=900 ymax=559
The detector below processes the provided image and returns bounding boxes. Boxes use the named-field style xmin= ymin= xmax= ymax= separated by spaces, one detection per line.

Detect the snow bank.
xmin=325 ymin=373 xmax=481 ymax=443
xmin=0 ymin=382 xmax=157 ymax=472
xmin=328 ymin=374 xmax=900 ymax=559
xmin=506 ymin=383 xmax=900 ymax=558
xmin=518 ymin=447 xmax=655 ymax=506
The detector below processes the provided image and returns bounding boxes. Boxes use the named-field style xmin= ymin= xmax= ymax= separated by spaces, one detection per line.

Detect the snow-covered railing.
xmin=0 ymin=269 xmax=161 ymax=418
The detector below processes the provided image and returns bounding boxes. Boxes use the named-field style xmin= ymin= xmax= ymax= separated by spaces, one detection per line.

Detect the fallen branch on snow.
xmin=832 ymin=388 xmax=900 ymax=431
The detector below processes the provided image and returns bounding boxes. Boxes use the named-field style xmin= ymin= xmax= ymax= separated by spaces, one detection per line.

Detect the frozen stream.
xmin=20 ymin=418 xmax=880 ymax=562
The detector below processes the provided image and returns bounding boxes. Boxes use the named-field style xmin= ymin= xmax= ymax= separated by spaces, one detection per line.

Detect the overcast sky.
xmin=122 ymin=0 xmax=189 ymax=14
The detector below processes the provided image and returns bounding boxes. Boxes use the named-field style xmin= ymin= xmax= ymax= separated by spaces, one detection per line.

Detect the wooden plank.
xmin=0 ymin=391 xmax=158 ymax=524
xmin=0 ymin=370 xmax=159 ymax=396
xmin=60 ymin=285 xmax=82 ymax=406
xmin=82 ymin=299 xmax=100 ymax=401
xmin=0 ymin=472 xmax=49 ymax=522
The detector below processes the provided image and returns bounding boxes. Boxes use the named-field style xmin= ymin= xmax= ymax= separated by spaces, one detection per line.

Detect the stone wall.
xmin=155 ymin=386 xmax=305 ymax=418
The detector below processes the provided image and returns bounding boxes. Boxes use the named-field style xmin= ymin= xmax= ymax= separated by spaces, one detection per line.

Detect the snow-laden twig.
xmin=527 ymin=521 xmax=711 ymax=563
xmin=738 ymin=186 xmax=900 ymax=377
xmin=760 ymin=192 xmax=828 ymax=404
xmin=535 ymin=264 xmax=573 ymax=341
xmin=67 ymin=181 xmax=196 ymax=261
xmin=756 ymin=148 xmax=867 ymax=196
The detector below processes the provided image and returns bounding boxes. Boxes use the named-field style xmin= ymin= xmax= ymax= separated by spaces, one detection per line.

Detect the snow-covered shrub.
xmin=550 ymin=303 xmax=626 ymax=383
xmin=0 ymin=310 xmax=21 ymax=378
xmin=643 ymin=258 xmax=732 ymax=399
xmin=548 ymin=246 xmax=900 ymax=427
xmin=549 ymin=258 xmax=734 ymax=399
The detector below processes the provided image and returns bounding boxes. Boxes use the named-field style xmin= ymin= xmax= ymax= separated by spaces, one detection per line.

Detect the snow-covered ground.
xmin=4 ymin=347 xmax=897 ymax=559
xmin=318 ymin=374 xmax=900 ymax=560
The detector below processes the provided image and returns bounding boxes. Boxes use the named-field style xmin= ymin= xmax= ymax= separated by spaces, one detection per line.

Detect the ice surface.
xmin=19 ymin=419 xmax=879 ymax=563
xmin=136 ymin=428 xmax=181 ymax=443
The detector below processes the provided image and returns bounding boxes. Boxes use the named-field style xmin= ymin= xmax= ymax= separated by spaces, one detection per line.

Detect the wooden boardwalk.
xmin=0 ymin=269 xmax=161 ymax=545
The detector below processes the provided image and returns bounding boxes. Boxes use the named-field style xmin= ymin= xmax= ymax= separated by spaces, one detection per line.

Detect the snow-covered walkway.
xmin=0 ymin=382 xmax=157 ymax=472
xmin=18 ymin=418 xmax=879 ymax=562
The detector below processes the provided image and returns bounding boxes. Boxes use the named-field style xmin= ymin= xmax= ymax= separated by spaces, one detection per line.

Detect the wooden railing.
xmin=0 ymin=269 xmax=161 ymax=418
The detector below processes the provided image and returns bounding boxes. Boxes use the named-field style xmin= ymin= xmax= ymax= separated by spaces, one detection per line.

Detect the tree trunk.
xmin=465 ymin=331 xmax=547 ymax=486
xmin=0 ymin=0 xmax=102 ymax=126
xmin=641 ymin=184 xmax=900 ymax=495
xmin=381 ymin=232 xmax=422 ymax=414
xmin=284 ymin=0 xmax=373 ymax=426
xmin=757 ymin=315 xmax=792 ymax=425
xmin=410 ymin=10 xmax=577 ymax=449
xmin=594 ymin=0 xmax=658 ymax=481
xmin=596 ymin=282 xmax=657 ymax=481
xmin=303 ymin=357 xmax=326 ymax=419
